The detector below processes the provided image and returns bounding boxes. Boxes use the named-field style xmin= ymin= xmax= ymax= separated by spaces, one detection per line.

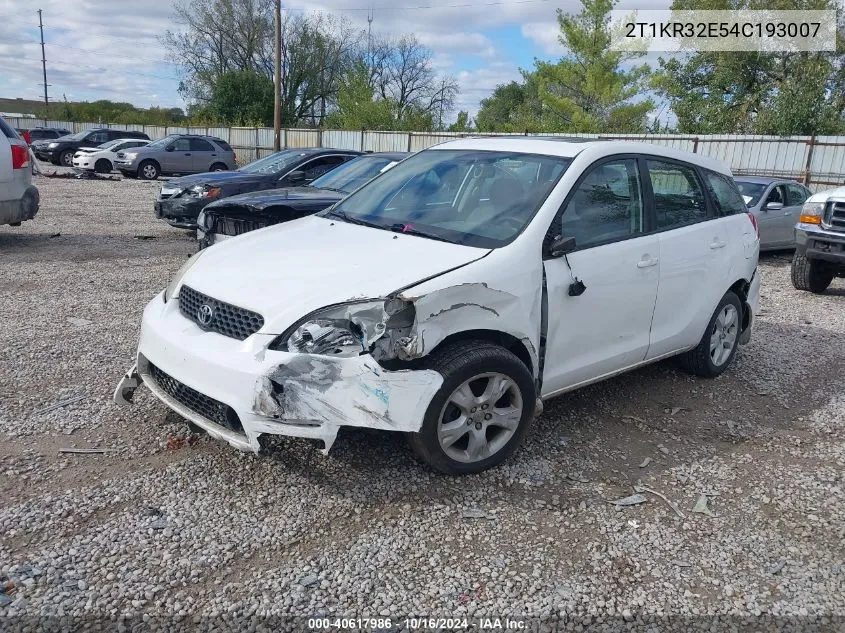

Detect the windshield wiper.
xmin=317 ymin=186 xmax=346 ymax=193
xmin=323 ymin=209 xmax=384 ymax=229
xmin=387 ymin=223 xmax=454 ymax=244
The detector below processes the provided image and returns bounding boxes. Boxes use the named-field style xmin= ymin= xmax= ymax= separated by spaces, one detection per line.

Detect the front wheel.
xmin=791 ymin=253 xmax=833 ymax=294
xmin=94 ymin=158 xmax=112 ymax=173
xmin=138 ymin=160 xmax=160 ymax=180
xmin=408 ymin=341 xmax=536 ymax=475
xmin=59 ymin=150 xmax=74 ymax=167
xmin=680 ymin=291 xmax=742 ymax=378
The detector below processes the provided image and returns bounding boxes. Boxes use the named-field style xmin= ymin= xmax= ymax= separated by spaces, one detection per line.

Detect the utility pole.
xmin=37 ymin=9 xmax=49 ymax=113
xmin=273 ymin=0 xmax=282 ymax=151
xmin=367 ymin=8 xmax=373 ymax=69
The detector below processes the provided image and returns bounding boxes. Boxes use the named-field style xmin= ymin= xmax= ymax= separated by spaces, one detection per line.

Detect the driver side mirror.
xmin=284 ymin=170 xmax=306 ymax=184
xmin=545 ymin=235 xmax=576 ymax=258
xmin=765 ymin=201 xmax=784 ymax=211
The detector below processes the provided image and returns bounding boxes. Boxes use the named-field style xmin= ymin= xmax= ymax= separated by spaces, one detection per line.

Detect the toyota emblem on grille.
xmin=196 ymin=304 xmax=214 ymax=327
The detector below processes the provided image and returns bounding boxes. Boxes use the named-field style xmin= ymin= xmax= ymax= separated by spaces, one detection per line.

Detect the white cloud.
xmin=521 ymin=22 xmax=563 ymax=56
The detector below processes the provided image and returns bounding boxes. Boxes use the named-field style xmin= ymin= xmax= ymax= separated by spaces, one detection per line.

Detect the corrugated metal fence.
xmin=10 ymin=118 xmax=845 ymax=192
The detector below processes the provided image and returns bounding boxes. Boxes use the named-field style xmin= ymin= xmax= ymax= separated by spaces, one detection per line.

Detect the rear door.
xmin=189 ymin=137 xmax=217 ymax=172
xmin=644 ymin=158 xmax=735 ymax=360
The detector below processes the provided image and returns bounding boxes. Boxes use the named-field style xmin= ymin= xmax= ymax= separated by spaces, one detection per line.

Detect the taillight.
xmin=22 ymin=131 xmax=31 ymax=144
xmin=747 ymin=212 xmax=759 ymax=238
xmin=11 ymin=144 xmax=30 ymax=170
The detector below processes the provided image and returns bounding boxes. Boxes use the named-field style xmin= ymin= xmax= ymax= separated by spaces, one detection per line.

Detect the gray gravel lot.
xmin=1 ymin=172 xmax=844 ymax=631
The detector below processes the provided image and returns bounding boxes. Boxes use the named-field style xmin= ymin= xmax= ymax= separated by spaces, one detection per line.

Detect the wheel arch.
xmin=727 ymin=276 xmax=752 ymax=333
xmin=382 ymin=328 xmax=535 ymax=378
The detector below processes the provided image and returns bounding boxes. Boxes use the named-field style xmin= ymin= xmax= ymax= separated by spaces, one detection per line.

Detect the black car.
xmin=32 ymin=128 xmax=150 ymax=166
xmin=154 ymin=147 xmax=361 ymax=229
xmin=16 ymin=127 xmax=71 ymax=146
xmin=196 ymin=152 xmax=406 ymax=249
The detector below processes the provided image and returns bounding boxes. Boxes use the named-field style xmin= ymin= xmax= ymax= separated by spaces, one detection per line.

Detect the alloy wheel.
xmin=709 ymin=304 xmax=738 ymax=366
xmin=437 ymin=372 xmax=523 ymax=463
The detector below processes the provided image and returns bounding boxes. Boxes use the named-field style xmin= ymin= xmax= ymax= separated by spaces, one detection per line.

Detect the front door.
xmin=164 ymin=137 xmax=192 ymax=173
xmin=541 ymin=157 xmax=660 ymax=395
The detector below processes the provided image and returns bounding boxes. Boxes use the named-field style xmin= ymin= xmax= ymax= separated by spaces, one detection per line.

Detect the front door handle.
xmin=637 ymin=256 xmax=659 ymax=268
xmin=709 ymin=239 xmax=727 ymax=249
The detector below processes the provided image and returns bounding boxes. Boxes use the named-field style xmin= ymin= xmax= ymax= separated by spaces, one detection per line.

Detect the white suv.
xmin=0 ymin=116 xmax=39 ymax=227
xmin=115 ymin=138 xmax=760 ymax=474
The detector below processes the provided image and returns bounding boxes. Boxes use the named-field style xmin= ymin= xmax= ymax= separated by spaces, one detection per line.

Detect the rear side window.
xmin=560 ymin=158 xmax=644 ymax=249
xmin=705 ymin=172 xmax=747 ymax=216
xmin=646 ymin=159 xmax=708 ymax=229
xmin=190 ymin=138 xmax=214 ymax=151
xmin=214 ymin=139 xmax=233 ymax=152
xmin=787 ymin=183 xmax=810 ymax=206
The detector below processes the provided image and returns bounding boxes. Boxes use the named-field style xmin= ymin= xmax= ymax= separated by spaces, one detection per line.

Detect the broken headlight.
xmin=271 ymin=301 xmax=386 ymax=356
xmin=163 ymin=250 xmax=206 ymax=303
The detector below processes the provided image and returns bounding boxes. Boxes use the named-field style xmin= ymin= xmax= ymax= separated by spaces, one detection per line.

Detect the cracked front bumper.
xmin=114 ymin=292 xmax=443 ymax=453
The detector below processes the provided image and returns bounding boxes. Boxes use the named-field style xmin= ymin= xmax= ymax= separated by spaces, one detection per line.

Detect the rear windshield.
xmin=0 ymin=117 xmax=19 ymax=139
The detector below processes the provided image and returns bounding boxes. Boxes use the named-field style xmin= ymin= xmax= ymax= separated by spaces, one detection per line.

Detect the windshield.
xmin=239 ymin=150 xmax=308 ymax=175
xmin=146 ymin=135 xmax=178 ymax=149
xmin=321 ymin=150 xmax=571 ymax=248
xmin=734 ymin=181 xmax=768 ymax=206
xmin=310 ymin=155 xmax=401 ymax=193
xmin=97 ymin=139 xmax=123 ymax=150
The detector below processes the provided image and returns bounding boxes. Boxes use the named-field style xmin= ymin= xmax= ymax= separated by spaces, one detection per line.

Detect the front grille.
xmin=148 ymin=363 xmax=244 ymax=433
xmin=178 ymin=285 xmax=264 ymax=340
xmin=825 ymin=201 xmax=845 ymax=232
xmin=210 ymin=214 xmax=270 ymax=237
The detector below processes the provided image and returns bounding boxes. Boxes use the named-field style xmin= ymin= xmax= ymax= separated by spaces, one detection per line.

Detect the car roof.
xmin=733 ymin=175 xmax=799 ymax=185
xmin=434 ymin=137 xmax=731 ymax=176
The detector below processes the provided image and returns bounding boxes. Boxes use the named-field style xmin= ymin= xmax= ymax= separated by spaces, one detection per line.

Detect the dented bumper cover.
xmin=113 ymin=292 xmax=443 ymax=453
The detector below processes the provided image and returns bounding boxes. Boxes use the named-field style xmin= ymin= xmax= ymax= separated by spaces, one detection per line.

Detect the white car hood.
xmin=808 ymin=185 xmax=845 ymax=203
xmin=180 ymin=215 xmax=490 ymax=333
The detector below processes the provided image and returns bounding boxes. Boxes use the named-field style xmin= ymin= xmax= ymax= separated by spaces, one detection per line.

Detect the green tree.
xmin=475 ymin=74 xmax=544 ymax=132
xmin=324 ymin=61 xmax=396 ymax=130
xmin=655 ymin=0 xmax=845 ymax=135
xmin=534 ymin=0 xmax=654 ymax=132
xmin=447 ymin=111 xmax=473 ymax=132
xmin=200 ymin=70 xmax=274 ymax=125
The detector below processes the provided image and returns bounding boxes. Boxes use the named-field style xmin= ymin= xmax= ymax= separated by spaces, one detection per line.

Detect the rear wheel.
xmin=791 ymin=253 xmax=833 ymax=294
xmin=94 ymin=158 xmax=111 ymax=173
xmin=680 ymin=291 xmax=742 ymax=378
xmin=138 ymin=160 xmax=160 ymax=180
xmin=407 ymin=341 xmax=535 ymax=475
xmin=209 ymin=162 xmax=228 ymax=172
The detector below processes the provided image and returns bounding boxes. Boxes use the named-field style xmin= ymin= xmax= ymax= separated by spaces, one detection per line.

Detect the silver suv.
xmin=115 ymin=134 xmax=237 ymax=180
xmin=0 ymin=116 xmax=39 ymax=227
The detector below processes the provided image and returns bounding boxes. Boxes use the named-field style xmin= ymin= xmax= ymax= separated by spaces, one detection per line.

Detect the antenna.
xmin=367 ymin=8 xmax=373 ymax=68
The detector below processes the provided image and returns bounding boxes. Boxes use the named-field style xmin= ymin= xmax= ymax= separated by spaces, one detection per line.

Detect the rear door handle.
xmin=637 ymin=256 xmax=659 ymax=268
xmin=709 ymin=239 xmax=727 ymax=249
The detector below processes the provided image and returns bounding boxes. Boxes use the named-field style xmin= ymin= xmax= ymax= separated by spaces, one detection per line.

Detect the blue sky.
xmin=0 ymin=0 xmax=668 ymax=120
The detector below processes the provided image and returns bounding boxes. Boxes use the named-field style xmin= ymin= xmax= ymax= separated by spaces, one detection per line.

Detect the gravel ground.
xmin=1 ymin=172 xmax=844 ymax=632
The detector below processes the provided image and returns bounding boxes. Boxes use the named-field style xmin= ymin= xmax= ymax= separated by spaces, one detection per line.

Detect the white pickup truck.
xmin=0 ymin=115 xmax=39 ymax=227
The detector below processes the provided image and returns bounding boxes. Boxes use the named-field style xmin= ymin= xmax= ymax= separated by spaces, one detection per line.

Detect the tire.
xmin=407 ymin=341 xmax=536 ymax=475
xmin=680 ymin=291 xmax=743 ymax=378
xmin=94 ymin=158 xmax=112 ymax=173
xmin=209 ymin=162 xmax=228 ymax=172
xmin=138 ymin=160 xmax=160 ymax=180
xmin=791 ymin=253 xmax=833 ymax=294
xmin=59 ymin=150 xmax=74 ymax=167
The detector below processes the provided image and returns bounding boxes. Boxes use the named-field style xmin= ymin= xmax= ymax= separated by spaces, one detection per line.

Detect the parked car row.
xmin=32 ymin=128 xmax=150 ymax=167
xmin=115 ymin=137 xmax=768 ymax=474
